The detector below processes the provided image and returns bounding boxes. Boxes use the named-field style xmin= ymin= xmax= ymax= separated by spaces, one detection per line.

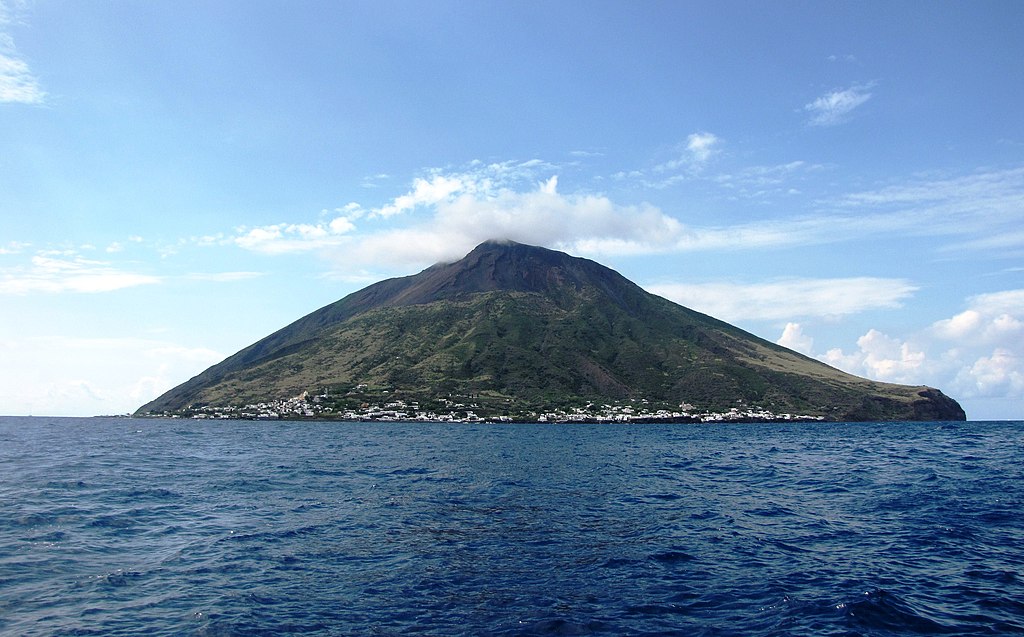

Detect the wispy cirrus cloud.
xmin=360 ymin=173 xmax=390 ymax=188
xmin=711 ymin=160 xmax=827 ymax=201
xmin=0 ymin=253 xmax=160 ymax=294
xmin=233 ymin=218 xmax=357 ymax=255
xmin=831 ymin=167 xmax=1024 ymax=254
xmin=835 ymin=167 xmax=1024 ymax=211
xmin=646 ymin=277 xmax=918 ymax=322
xmin=0 ymin=2 xmax=45 ymax=105
xmin=619 ymin=136 xmax=826 ymax=197
xmin=804 ymin=83 xmax=873 ymax=126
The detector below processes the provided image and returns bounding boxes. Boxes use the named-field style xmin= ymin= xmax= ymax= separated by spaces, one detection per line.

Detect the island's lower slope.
xmin=137 ymin=241 xmax=965 ymax=422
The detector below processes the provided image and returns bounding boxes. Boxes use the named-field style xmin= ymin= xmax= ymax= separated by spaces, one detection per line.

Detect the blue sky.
xmin=2 ymin=1 xmax=1023 ymax=419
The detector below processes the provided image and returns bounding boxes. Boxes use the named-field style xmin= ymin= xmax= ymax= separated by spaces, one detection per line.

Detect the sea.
xmin=1 ymin=417 xmax=1022 ymax=636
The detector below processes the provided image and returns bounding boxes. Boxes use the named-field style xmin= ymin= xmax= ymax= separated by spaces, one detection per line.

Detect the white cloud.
xmin=226 ymin=162 xmax=1024 ymax=276
xmin=951 ymin=229 xmax=1024 ymax=254
xmin=931 ymin=290 xmax=1024 ymax=344
xmin=315 ymin=158 xmax=925 ymax=270
xmin=0 ymin=335 xmax=224 ymax=416
xmin=686 ymin=132 xmax=719 ymax=163
xmin=233 ymin=160 xmax=581 ymax=259
xmin=777 ymin=322 xmax=814 ymax=355
xmin=374 ymin=174 xmax=466 ymax=218
xmin=646 ymin=277 xmax=917 ymax=322
xmin=232 ymin=160 xmax=693 ymax=267
xmin=0 ymin=240 xmax=29 ymax=254
xmin=701 ymin=160 xmax=829 ymax=203
xmin=817 ymin=327 xmax=942 ymax=388
xmin=955 ymin=349 xmax=1024 ymax=399
xmin=360 ymin=173 xmax=390 ymax=188
xmin=804 ymin=84 xmax=872 ymax=126
xmin=832 ymin=329 xmax=927 ymax=383
xmin=957 ymin=289 xmax=1024 ymax=316
xmin=654 ymin=132 xmax=721 ymax=174
xmin=329 ymin=216 xmax=356 ymax=234
xmin=822 ymin=167 xmax=1024 ymax=253
xmin=931 ymin=310 xmax=984 ymax=340
xmin=0 ymin=21 xmax=45 ymax=105
xmin=926 ymin=290 xmax=1024 ymax=402
xmin=835 ymin=167 xmax=1024 ymax=211
xmin=337 ymin=176 xmax=689 ymax=269
xmin=234 ymin=217 xmax=357 ymax=254
xmin=0 ymin=254 xmax=161 ymax=294
xmin=787 ymin=288 xmax=1024 ymax=417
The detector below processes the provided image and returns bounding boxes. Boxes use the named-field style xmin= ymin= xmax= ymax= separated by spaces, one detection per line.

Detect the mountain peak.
xmin=463 ymin=239 xmax=559 ymax=259
xmin=137 ymin=241 xmax=966 ymax=421
xmin=458 ymin=239 xmax=576 ymax=269
xmin=426 ymin=240 xmax=644 ymax=312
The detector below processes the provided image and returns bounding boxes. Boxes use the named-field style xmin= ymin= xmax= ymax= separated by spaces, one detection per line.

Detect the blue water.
xmin=1 ymin=418 xmax=1022 ymax=636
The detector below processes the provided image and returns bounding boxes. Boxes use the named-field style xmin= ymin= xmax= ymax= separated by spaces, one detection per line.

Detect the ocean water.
xmin=1 ymin=417 xmax=1022 ymax=636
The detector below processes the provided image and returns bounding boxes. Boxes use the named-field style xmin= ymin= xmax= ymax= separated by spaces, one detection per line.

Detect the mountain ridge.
xmin=137 ymin=241 xmax=966 ymax=421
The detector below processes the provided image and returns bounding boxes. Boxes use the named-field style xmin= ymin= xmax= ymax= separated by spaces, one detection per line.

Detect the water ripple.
xmin=0 ymin=417 xmax=1022 ymax=636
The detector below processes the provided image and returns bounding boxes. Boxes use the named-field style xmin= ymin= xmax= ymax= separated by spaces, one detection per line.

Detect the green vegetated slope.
xmin=137 ymin=241 xmax=964 ymax=421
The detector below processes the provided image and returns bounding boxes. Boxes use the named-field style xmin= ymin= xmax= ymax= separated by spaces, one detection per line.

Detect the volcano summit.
xmin=137 ymin=241 xmax=965 ymax=422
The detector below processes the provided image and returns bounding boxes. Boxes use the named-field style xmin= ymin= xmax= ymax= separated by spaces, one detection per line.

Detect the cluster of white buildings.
xmin=158 ymin=392 xmax=821 ymax=423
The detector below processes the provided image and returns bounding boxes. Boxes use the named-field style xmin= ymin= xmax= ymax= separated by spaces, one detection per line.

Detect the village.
xmin=150 ymin=389 xmax=824 ymax=424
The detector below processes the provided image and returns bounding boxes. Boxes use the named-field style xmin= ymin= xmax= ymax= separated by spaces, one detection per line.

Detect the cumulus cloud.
xmin=955 ymin=349 xmax=1024 ymax=399
xmin=646 ymin=277 xmax=917 ymax=322
xmin=822 ymin=329 xmax=928 ymax=384
xmin=952 ymin=289 xmax=1024 ymax=318
xmin=928 ymin=290 xmax=1024 ymax=401
xmin=804 ymin=84 xmax=872 ymax=126
xmin=0 ymin=254 xmax=161 ymax=294
xmin=785 ymin=288 xmax=1024 ymax=417
xmin=777 ymin=322 xmax=814 ymax=355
